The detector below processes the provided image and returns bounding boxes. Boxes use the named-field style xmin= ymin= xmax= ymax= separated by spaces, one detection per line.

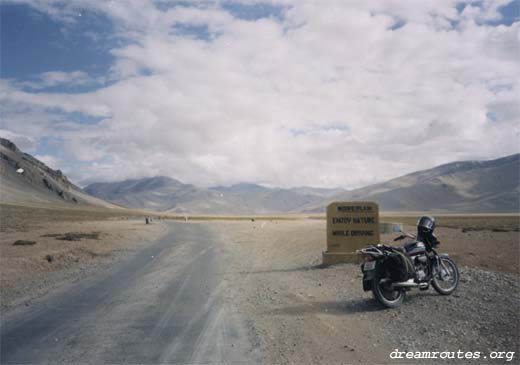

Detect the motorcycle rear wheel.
xmin=372 ymin=273 xmax=404 ymax=308
xmin=432 ymin=257 xmax=459 ymax=295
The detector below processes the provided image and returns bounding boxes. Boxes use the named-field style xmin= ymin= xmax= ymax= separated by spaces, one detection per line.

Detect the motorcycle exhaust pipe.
xmin=392 ymin=280 xmax=429 ymax=289
xmin=392 ymin=280 xmax=417 ymax=288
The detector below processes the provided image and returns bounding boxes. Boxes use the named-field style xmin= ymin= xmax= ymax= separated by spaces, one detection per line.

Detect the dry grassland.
xmin=0 ymin=204 xmax=168 ymax=312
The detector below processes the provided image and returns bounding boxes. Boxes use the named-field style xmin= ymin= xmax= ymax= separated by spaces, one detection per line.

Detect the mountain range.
xmin=301 ymin=154 xmax=519 ymax=213
xmin=84 ymin=154 xmax=519 ymax=214
xmin=84 ymin=178 xmax=342 ymax=214
xmin=1 ymin=137 xmax=518 ymax=213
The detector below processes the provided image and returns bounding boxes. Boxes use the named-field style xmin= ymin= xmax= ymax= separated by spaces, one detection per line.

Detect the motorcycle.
xmin=358 ymin=216 xmax=459 ymax=308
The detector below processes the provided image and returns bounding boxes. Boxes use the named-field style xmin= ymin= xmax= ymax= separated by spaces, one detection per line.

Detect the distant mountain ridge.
xmin=2 ymin=136 xmax=516 ymax=213
xmin=300 ymin=154 xmax=520 ymax=213
xmin=84 ymin=176 xmax=204 ymax=211
xmin=210 ymin=183 xmax=272 ymax=194
xmin=84 ymin=154 xmax=519 ymax=213
xmin=84 ymin=178 xmax=336 ymax=213
xmin=85 ymin=176 xmax=186 ymax=199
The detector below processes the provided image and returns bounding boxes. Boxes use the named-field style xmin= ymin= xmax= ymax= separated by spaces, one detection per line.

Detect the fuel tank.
xmin=404 ymin=241 xmax=426 ymax=256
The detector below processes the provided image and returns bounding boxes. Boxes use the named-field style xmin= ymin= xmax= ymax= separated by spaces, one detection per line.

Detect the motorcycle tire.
xmin=372 ymin=271 xmax=404 ymax=308
xmin=432 ymin=257 xmax=459 ymax=295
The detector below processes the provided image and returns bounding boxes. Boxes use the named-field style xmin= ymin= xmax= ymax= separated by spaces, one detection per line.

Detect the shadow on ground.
xmin=237 ymin=263 xmax=330 ymax=275
xmin=264 ymin=297 xmax=389 ymax=316
xmin=263 ymin=289 xmax=445 ymax=317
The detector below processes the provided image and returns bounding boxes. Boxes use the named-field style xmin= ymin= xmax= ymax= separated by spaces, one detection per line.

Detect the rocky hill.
xmin=301 ymin=154 xmax=520 ymax=213
xmin=0 ymin=138 xmax=117 ymax=208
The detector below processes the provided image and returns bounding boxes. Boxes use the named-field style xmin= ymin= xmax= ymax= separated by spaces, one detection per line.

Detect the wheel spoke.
xmin=436 ymin=259 xmax=457 ymax=290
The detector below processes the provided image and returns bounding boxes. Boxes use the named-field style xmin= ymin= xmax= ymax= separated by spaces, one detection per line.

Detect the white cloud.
xmin=34 ymin=154 xmax=63 ymax=169
xmin=0 ymin=129 xmax=38 ymax=152
xmin=2 ymin=0 xmax=519 ymax=188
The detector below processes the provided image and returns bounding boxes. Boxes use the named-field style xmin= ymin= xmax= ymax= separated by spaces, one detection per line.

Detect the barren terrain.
xmin=209 ymin=218 xmax=519 ymax=364
xmin=1 ymin=205 xmax=518 ymax=364
xmin=0 ymin=204 xmax=168 ymax=313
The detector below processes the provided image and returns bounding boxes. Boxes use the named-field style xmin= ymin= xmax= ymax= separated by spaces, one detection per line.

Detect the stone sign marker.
xmin=323 ymin=201 xmax=380 ymax=264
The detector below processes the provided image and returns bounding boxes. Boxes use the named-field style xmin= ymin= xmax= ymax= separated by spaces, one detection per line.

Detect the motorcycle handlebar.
xmin=393 ymin=232 xmax=417 ymax=241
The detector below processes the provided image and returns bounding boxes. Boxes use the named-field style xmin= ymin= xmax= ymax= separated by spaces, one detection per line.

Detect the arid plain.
xmin=1 ymin=203 xmax=518 ymax=363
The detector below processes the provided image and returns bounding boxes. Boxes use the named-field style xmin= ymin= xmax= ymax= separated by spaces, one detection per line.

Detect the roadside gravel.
xmin=342 ymin=265 xmax=519 ymax=364
xmin=210 ymin=220 xmax=520 ymax=364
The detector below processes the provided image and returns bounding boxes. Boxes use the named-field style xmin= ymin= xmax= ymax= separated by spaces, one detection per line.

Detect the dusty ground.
xmin=0 ymin=203 xmax=158 ymax=233
xmin=209 ymin=218 xmax=519 ymax=364
xmin=1 ymin=206 xmax=518 ymax=364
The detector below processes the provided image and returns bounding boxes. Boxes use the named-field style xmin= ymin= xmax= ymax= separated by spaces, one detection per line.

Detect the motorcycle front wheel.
xmin=432 ymin=257 xmax=459 ymax=295
xmin=372 ymin=272 xmax=404 ymax=308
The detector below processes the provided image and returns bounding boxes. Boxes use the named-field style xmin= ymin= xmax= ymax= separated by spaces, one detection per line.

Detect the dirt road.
xmin=1 ymin=222 xmax=257 ymax=364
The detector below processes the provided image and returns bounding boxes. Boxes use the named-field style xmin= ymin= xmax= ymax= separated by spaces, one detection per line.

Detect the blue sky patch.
xmin=222 ymin=1 xmax=285 ymax=21
xmin=35 ymin=136 xmax=63 ymax=158
xmin=389 ymin=18 xmax=407 ymax=31
xmin=171 ymin=23 xmax=213 ymax=41
xmin=1 ymin=3 xmax=114 ymax=80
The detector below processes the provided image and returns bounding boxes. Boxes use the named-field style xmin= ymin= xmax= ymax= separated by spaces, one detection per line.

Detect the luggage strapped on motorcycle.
xmin=384 ymin=249 xmax=415 ymax=282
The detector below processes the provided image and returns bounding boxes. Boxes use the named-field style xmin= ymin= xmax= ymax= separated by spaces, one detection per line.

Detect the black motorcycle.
xmin=358 ymin=216 xmax=459 ymax=308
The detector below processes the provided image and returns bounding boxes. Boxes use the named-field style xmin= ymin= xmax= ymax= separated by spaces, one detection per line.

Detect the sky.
xmin=1 ymin=0 xmax=519 ymax=189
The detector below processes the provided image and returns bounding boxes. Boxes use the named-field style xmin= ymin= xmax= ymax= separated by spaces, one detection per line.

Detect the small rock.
xmin=13 ymin=240 xmax=36 ymax=246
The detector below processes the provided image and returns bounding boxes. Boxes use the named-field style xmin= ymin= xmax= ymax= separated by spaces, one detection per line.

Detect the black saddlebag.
xmin=384 ymin=251 xmax=415 ymax=282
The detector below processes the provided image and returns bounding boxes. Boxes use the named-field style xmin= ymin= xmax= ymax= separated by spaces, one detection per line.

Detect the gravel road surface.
xmin=1 ymin=222 xmax=257 ymax=364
